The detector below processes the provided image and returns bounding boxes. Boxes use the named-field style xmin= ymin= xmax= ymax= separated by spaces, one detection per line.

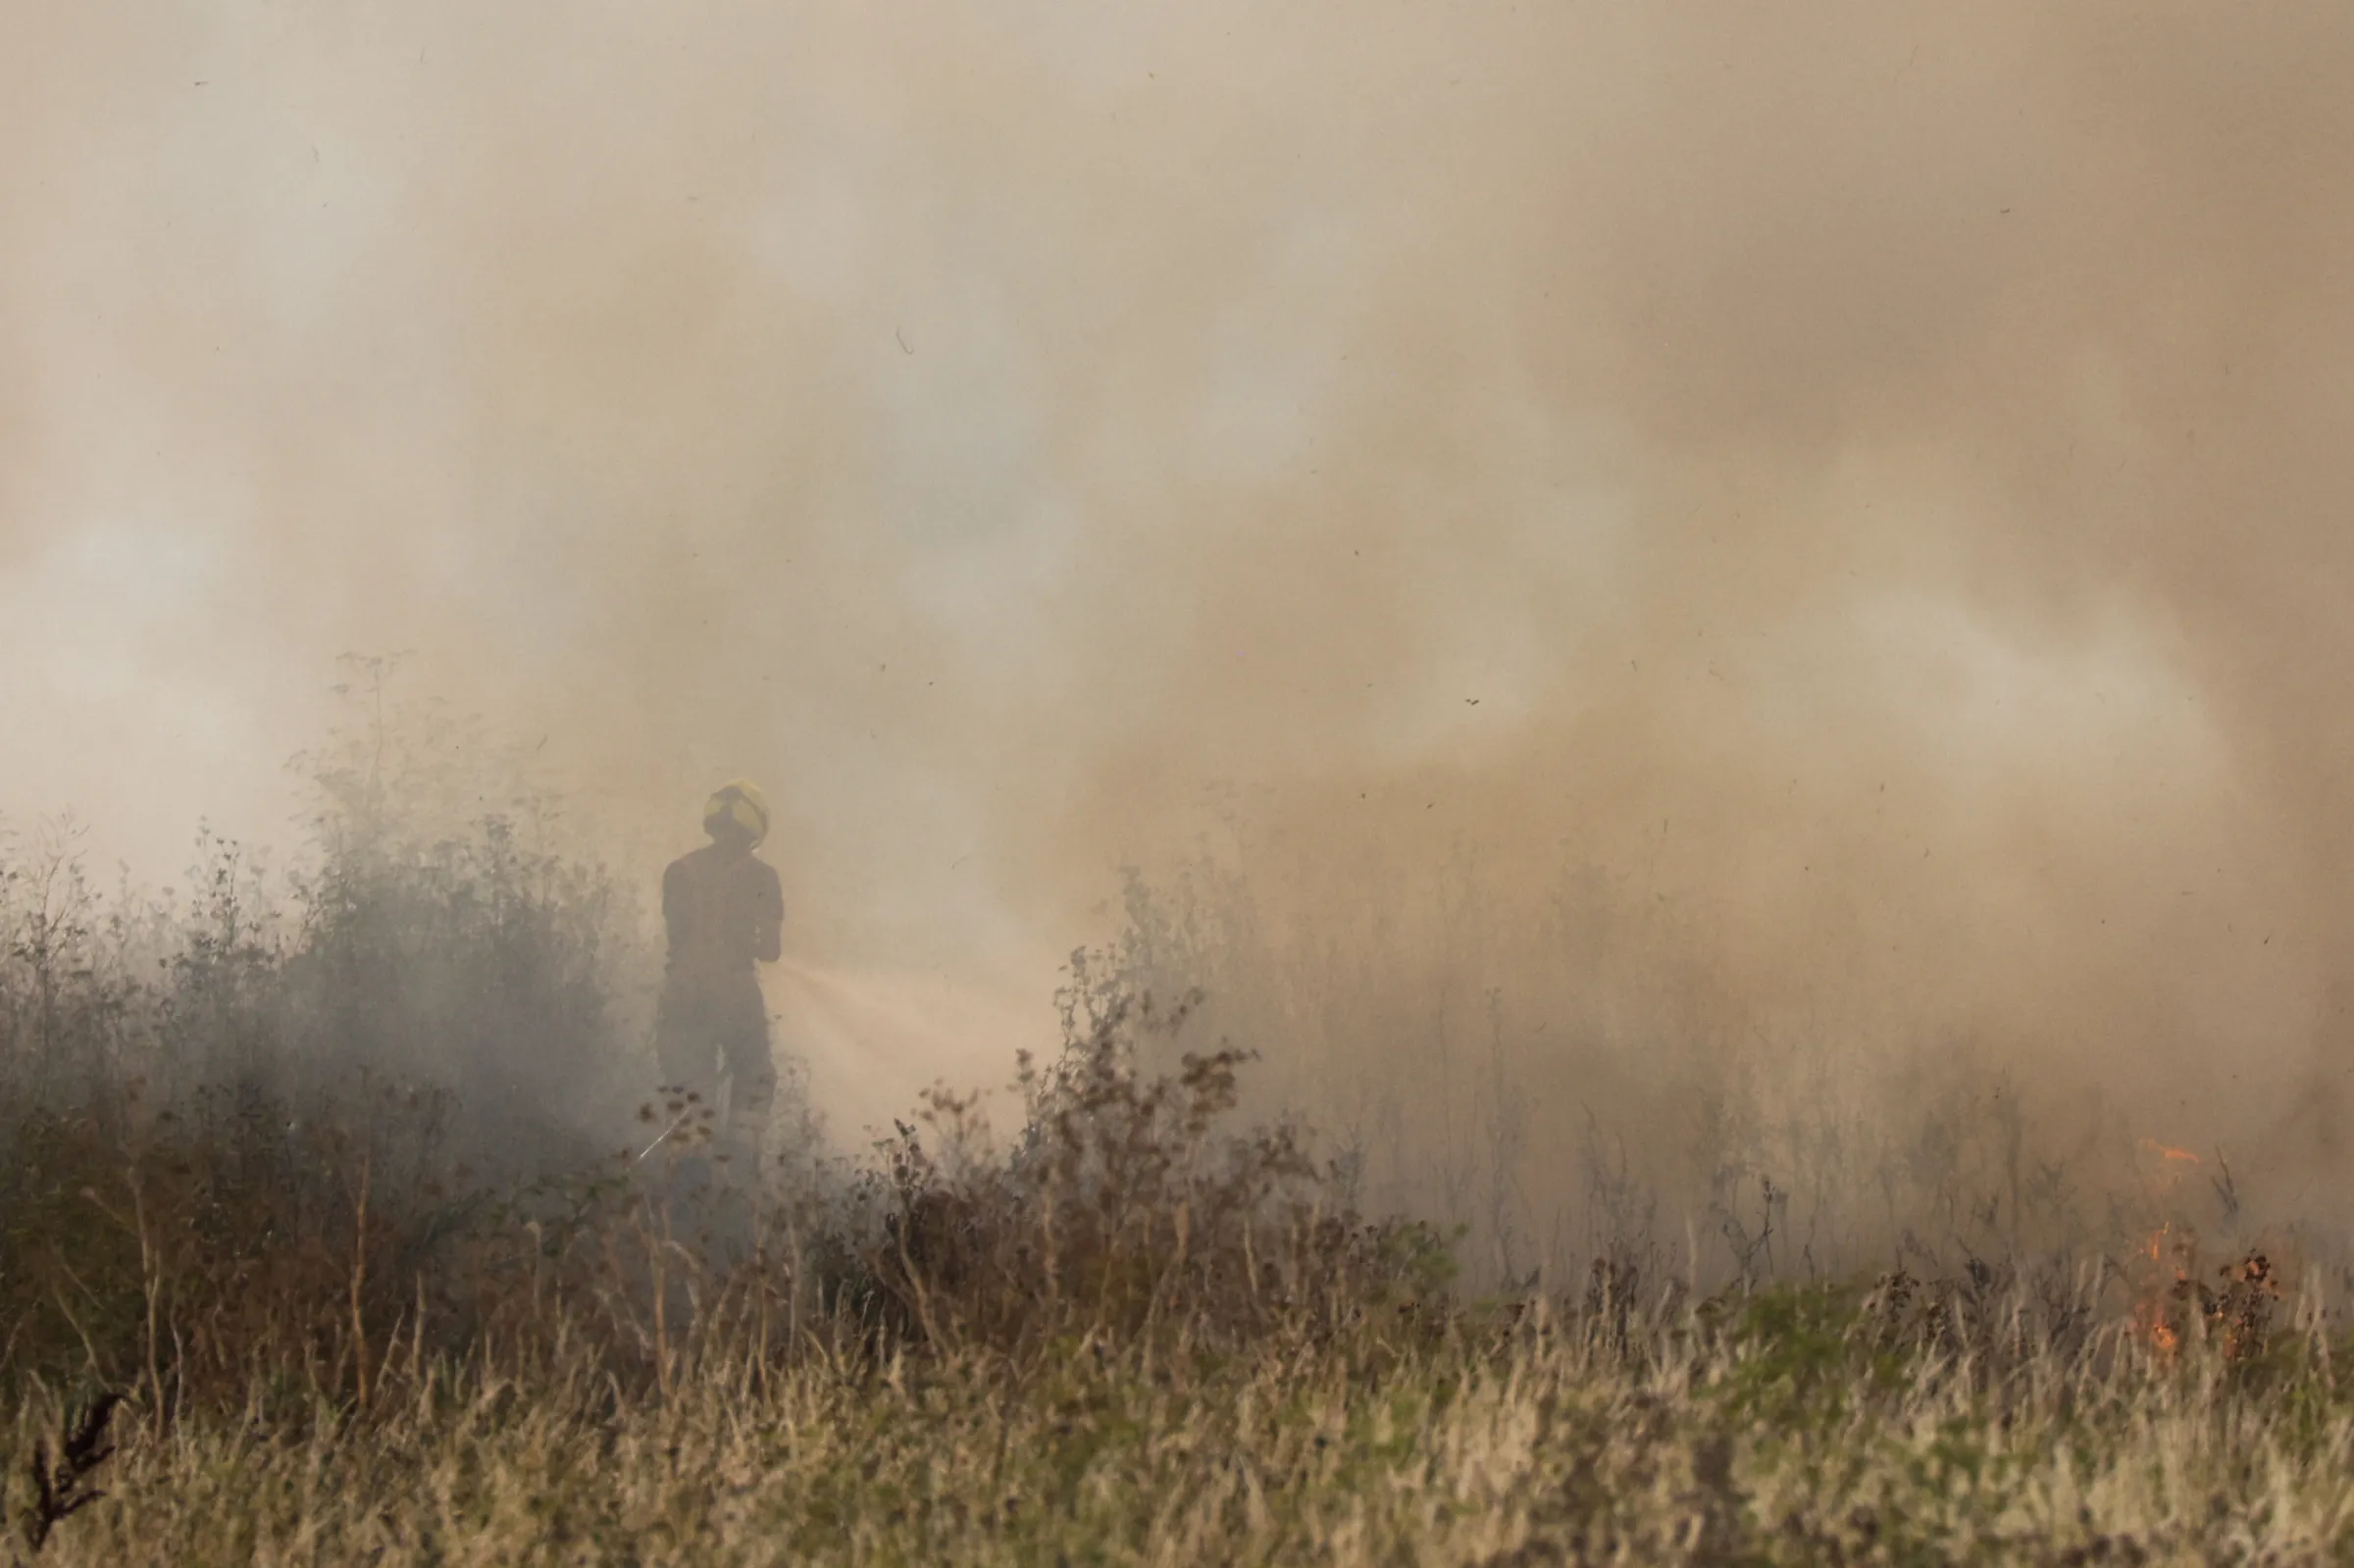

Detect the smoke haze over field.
xmin=6 ymin=3 xmax=2354 ymax=1219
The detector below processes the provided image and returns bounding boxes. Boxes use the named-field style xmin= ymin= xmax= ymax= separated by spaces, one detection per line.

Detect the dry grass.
xmin=11 ymin=974 xmax=2354 ymax=1565
xmin=7 ymin=726 xmax=2353 ymax=1562
xmin=13 ymin=1280 xmax=2354 ymax=1565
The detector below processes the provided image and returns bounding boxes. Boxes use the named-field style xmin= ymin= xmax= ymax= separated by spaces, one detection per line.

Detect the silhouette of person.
xmin=654 ymin=781 xmax=783 ymax=1184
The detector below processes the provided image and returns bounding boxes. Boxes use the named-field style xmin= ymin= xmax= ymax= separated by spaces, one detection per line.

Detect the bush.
xmin=830 ymin=956 xmax=1458 ymax=1360
xmin=0 ymin=790 xmax=1438 ymax=1425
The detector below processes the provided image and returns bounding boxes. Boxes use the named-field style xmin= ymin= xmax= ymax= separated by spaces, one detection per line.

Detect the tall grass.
xmin=12 ymin=1254 xmax=2354 ymax=1563
xmin=3 ymin=701 xmax=2347 ymax=1560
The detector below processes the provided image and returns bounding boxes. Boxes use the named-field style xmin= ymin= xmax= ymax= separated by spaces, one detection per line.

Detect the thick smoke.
xmin=6 ymin=3 xmax=2353 ymax=1262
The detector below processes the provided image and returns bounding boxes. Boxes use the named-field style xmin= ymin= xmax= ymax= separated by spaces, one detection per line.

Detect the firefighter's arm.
xmin=661 ymin=858 xmax=688 ymax=959
xmin=753 ymin=863 xmax=784 ymax=963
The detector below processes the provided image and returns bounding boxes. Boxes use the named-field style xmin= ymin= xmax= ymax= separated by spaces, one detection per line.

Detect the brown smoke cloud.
xmin=6 ymin=2 xmax=2353 ymax=1243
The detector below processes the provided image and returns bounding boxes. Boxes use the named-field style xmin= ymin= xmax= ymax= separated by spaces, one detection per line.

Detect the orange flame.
xmin=2132 ymin=1151 xmax=2200 ymax=1358
xmin=2126 ymin=1136 xmax=2277 ymax=1361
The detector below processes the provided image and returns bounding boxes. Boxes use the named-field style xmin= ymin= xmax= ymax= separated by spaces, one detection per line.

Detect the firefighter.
xmin=654 ymin=780 xmax=784 ymax=1184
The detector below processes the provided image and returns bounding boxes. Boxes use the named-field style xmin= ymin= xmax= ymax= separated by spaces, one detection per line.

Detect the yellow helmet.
xmin=702 ymin=780 xmax=770 ymax=846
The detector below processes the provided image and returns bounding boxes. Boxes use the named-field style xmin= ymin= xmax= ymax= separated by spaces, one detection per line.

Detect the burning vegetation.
xmin=2 ymin=731 xmax=2353 ymax=1563
xmin=8 ymin=0 xmax=2354 ymax=1555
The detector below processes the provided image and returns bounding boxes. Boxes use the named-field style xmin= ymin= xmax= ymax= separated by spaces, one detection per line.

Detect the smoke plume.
xmin=6 ymin=2 xmax=2353 ymax=1258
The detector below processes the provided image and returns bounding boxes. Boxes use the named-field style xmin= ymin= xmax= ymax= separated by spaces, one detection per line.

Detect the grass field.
xmin=12 ymin=1270 xmax=2354 ymax=1565
xmin=8 ymin=990 xmax=2346 ymax=1566
xmin=5 ymin=760 xmax=2349 ymax=1564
